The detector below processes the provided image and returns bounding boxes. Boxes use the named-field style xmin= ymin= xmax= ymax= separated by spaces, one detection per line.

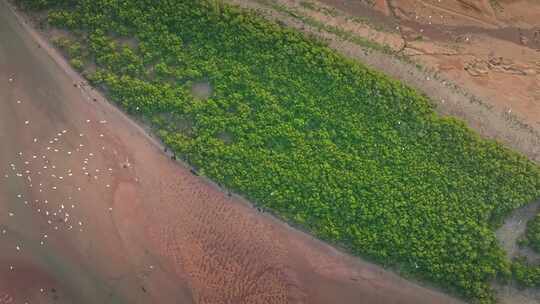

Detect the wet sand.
xmin=0 ymin=1 xmax=462 ymax=303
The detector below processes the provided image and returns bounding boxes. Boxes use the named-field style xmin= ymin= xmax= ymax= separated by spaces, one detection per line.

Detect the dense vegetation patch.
xmin=17 ymin=0 xmax=540 ymax=302
xmin=520 ymin=213 xmax=540 ymax=253
xmin=512 ymin=257 xmax=540 ymax=288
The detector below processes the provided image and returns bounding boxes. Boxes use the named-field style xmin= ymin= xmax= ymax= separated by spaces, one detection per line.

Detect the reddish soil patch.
xmin=386 ymin=0 xmax=540 ymax=129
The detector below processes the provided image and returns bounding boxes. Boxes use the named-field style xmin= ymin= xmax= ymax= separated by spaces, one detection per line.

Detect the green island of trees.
xmin=16 ymin=0 xmax=540 ymax=302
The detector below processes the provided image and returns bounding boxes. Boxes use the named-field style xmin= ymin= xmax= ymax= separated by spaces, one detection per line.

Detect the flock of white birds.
xmin=3 ymin=76 xmax=118 ymax=277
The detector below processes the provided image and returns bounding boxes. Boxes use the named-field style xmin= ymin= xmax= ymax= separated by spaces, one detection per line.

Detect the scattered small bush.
xmin=69 ymin=58 xmax=83 ymax=71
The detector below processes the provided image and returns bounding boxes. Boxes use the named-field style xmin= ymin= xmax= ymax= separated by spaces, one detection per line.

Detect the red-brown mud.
xmin=0 ymin=1 xmax=462 ymax=303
